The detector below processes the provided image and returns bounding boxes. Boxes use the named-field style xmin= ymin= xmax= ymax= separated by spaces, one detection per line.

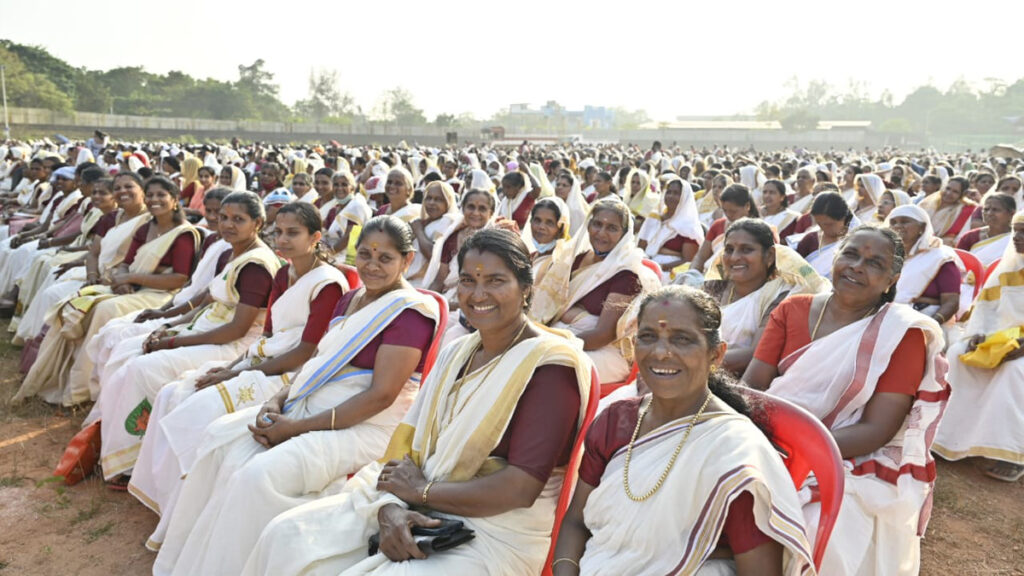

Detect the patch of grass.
xmin=71 ymin=499 xmax=102 ymax=526
xmin=85 ymin=521 xmax=114 ymax=543
xmin=0 ymin=475 xmax=27 ymax=487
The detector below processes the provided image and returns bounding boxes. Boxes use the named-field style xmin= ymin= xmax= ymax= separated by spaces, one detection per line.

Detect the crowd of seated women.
xmin=1 ymin=137 xmax=1023 ymax=575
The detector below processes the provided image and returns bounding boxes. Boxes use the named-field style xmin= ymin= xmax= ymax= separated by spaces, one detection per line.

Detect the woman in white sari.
xmin=154 ymin=216 xmax=440 ymax=575
xmin=955 ymin=193 xmax=1015 ymax=267
xmin=760 ymin=179 xmax=802 ymax=241
xmin=522 ymin=196 xmax=570 ymax=285
xmin=796 ymin=192 xmax=853 ymax=282
xmin=681 ymin=184 xmax=760 ymax=284
xmin=326 ymin=171 xmax=373 ymax=264
xmin=553 ymin=170 xmax=590 ymax=236
xmin=91 ymin=191 xmax=280 ymax=485
xmin=496 ymin=169 xmax=540 ymax=230
xmin=744 ymin=226 xmax=948 ymax=576
xmin=739 ymin=164 xmax=767 ymax=205
xmin=789 ymin=168 xmax=816 ymax=215
xmin=885 ymin=204 xmax=963 ymax=326
xmin=424 ymin=188 xmax=498 ymax=303
xmin=622 ymin=167 xmax=660 ymax=226
xmin=696 ymin=172 xmax=730 ymax=227
xmin=243 ymin=227 xmax=592 ymax=576
xmin=638 ymin=176 xmax=704 ymax=281
xmin=531 ymin=199 xmax=660 ymax=384
xmin=873 ymin=189 xmax=911 ymax=223
xmin=919 ymin=175 xmax=977 ymax=245
xmin=81 ymin=189 xmax=231 ymax=373
xmin=17 ymin=174 xmax=201 ymax=406
xmin=850 ymin=174 xmax=886 ymax=222
xmin=407 ymin=181 xmax=457 ymax=286
xmin=220 ymin=165 xmax=248 ymax=191
xmin=934 ymin=213 xmax=1024 ymax=482
xmin=553 ymin=286 xmax=813 ymax=576
xmin=376 ymin=168 xmax=420 ymax=222
xmin=12 ymin=173 xmax=119 ymax=342
xmin=704 ymin=218 xmax=829 ymax=375
xmin=128 ymin=202 xmax=348 ymax=549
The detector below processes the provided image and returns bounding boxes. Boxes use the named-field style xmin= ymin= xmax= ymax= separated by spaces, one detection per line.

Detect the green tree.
xmin=0 ymin=43 xmax=73 ymax=111
xmin=294 ymin=69 xmax=354 ymax=121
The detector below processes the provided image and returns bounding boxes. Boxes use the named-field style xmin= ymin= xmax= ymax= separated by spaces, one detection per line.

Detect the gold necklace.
xmin=446 ymin=320 xmax=530 ymax=423
xmin=810 ymin=294 xmax=877 ymax=341
xmin=622 ymin=391 xmax=713 ymax=502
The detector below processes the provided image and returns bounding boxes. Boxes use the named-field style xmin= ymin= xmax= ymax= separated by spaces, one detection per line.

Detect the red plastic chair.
xmin=984 ymin=258 xmax=1001 ymax=286
xmin=596 ymin=259 xmax=661 ymax=398
xmin=739 ymin=388 xmax=844 ymax=571
xmin=953 ymin=249 xmax=985 ymax=299
xmin=542 ymin=368 xmax=601 ymax=576
xmin=641 ymin=258 xmax=663 ymax=279
xmin=600 ymin=362 xmax=637 ymax=398
xmin=337 ymin=263 xmax=362 ymax=290
xmin=415 ymin=288 xmax=448 ymax=381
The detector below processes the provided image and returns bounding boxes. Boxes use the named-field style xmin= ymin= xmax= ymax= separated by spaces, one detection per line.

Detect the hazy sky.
xmin=3 ymin=0 xmax=1023 ymax=121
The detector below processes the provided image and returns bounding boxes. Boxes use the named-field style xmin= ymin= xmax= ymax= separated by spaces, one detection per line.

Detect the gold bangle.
xmin=186 ymin=300 xmax=195 ymax=311
xmin=421 ymin=480 xmax=436 ymax=506
xmin=330 ymin=408 xmax=336 ymax=431
xmin=551 ymin=558 xmax=580 ymax=570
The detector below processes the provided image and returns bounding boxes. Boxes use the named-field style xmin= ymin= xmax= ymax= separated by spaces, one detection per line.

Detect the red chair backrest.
xmin=641 ymin=258 xmax=663 ymax=279
xmin=953 ymin=248 xmax=984 ymax=299
xmin=542 ymin=367 xmax=601 ymax=576
xmin=984 ymin=258 xmax=1001 ymax=286
xmin=739 ymin=388 xmax=844 ymax=571
xmin=337 ymin=263 xmax=362 ymax=291
xmin=415 ymin=288 xmax=448 ymax=382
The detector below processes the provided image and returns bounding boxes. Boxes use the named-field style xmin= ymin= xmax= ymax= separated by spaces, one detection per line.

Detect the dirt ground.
xmin=0 ymin=321 xmax=1022 ymax=575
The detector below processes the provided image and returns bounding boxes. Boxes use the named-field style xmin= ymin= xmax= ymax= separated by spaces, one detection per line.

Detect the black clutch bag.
xmin=368 ymin=515 xmax=475 ymax=557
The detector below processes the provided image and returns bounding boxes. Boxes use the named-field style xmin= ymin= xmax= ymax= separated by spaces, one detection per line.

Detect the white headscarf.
xmin=739 ymin=165 xmax=766 ymax=204
xmin=638 ymin=176 xmax=705 ymax=256
xmin=885 ymin=204 xmax=942 ymax=257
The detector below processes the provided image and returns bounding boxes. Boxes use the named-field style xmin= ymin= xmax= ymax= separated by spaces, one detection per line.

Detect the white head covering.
xmin=885 ymin=204 xmax=942 ymax=256
xmin=226 ymin=166 xmax=247 ymax=191
xmin=739 ymin=165 xmax=767 ymax=204
xmin=638 ymin=176 xmax=705 ymax=256
xmin=855 ymin=173 xmax=887 ymax=208
xmin=522 ymin=195 xmax=571 ymax=250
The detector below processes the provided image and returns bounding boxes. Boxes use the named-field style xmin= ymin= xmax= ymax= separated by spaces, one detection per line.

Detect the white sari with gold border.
xmin=579 ymin=403 xmax=814 ymax=576
xmin=768 ymin=303 xmax=947 ymax=576
xmin=242 ymin=326 xmax=592 ymax=576
xmin=154 ymin=288 xmax=439 ymax=575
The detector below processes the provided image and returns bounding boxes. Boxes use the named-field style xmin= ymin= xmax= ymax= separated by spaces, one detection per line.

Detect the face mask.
xmin=533 ymin=238 xmax=557 ymax=253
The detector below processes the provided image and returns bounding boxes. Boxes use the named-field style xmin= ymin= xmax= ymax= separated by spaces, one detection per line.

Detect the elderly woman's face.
xmin=333 ymin=177 xmax=352 ymax=200
xmin=1013 ymin=223 xmax=1024 ymax=254
xmin=587 ymin=208 xmax=626 ymax=254
xmin=982 ymin=197 xmax=1012 ymax=230
xmin=634 ymin=298 xmax=721 ymax=402
xmin=529 ymin=206 xmax=561 ymax=246
xmin=457 ymin=249 xmax=527 ymax=334
xmin=385 ymin=173 xmax=411 ymax=207
xmin=422 ymin=186 xmax=448 ymax=220
xmin=832 ymin=231 xmax=898 ymax=299
xmin=630 ymin=174 xmax=643 ymax=194
xmin=462 ymin=193 xmax=493 ymax=229
xmin=887 ymin=216 xmax=923 ymax=251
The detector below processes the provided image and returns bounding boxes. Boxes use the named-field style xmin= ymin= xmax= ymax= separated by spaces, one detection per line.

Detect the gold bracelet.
xmin=330 ymin=408 xmax=336 ymax=431
xmin=551 ymin=558 xmax=580 ymax=570
xmin=186 ymin=300 xmax=195 ymax=311
xmin=421 ymin=480 xmax=436 ymax=505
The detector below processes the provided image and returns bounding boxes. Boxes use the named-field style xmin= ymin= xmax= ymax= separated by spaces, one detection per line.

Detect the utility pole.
xmin=1 ymin=65 xmax=10 ymax=140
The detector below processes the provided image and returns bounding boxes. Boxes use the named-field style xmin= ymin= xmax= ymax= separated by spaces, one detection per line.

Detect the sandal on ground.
xmin=983 ymin=461 xmax=1024 ymax=482
xmin=106 ymin=474 xmax=131 ymax=491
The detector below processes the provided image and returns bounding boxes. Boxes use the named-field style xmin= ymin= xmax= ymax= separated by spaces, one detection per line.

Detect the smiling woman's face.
xmin=457 ymin=249 xmax=527 ymax=334
xmin=634 ymin=298 xmax=722 ymax=403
